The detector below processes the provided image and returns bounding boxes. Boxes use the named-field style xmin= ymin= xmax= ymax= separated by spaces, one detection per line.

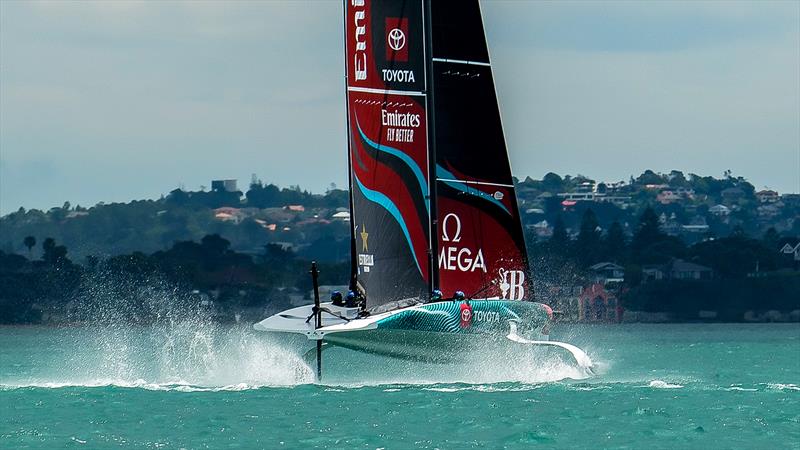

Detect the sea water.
xmin=1 ymin=322 xmax=798 ymax=449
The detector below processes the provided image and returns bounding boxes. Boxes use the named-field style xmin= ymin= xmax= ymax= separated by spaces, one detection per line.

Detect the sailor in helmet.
xmin=330 ymin=290 xmax=344 ymax=307
xmin=345 ymin=290 xmax=358 ymax=307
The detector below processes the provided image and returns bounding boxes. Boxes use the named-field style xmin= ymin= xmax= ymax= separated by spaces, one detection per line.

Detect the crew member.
xmin=331 ymin=290 xmax=344 ymax=307
xmin=345 ymin=290 xmax=358 ymax=307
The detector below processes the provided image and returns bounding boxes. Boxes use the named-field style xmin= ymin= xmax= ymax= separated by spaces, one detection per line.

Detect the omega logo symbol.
xmin=441 ymin=213 xmax=462 ymax=243
xmin=387 ymin=28 xmax=406 ymax=51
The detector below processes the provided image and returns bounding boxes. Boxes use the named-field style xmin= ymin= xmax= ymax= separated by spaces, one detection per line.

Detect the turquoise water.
xmin=1 ymin=323 xmax=798 ymax=449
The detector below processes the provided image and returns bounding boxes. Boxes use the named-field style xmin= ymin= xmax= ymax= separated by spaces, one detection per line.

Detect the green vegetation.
xmin=1 ymin=170 xmax=798 ymax=324
xmin=528 ymin=205 xmax=799 ymax=320
xmin=0 ymin=235 xmax=348 ymax=324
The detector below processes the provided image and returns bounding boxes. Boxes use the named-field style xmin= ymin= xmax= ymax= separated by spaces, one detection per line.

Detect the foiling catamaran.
xmin=255 ymin=0 xmax=593 ymax=379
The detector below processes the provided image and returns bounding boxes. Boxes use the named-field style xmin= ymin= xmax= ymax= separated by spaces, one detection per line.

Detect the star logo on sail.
xmin=358 ymin=224 xmax=374 ymax=273
xmin=360 ymin=224 xmax=369 ymax=252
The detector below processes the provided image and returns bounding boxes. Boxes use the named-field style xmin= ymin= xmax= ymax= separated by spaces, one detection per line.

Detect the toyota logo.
xmin=388 ymin=28 xmax=406 ymax=51
xmin=461 ymin=308 xmax=471 ymax=322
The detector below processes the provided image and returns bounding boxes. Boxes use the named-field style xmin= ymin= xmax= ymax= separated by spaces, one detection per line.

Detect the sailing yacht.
xmin=255 ymin=0 xmax=593 ymax=376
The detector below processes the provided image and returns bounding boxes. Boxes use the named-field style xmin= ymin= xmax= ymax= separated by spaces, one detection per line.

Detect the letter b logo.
xmin=508 ymin=270 xmax=525 ymax=300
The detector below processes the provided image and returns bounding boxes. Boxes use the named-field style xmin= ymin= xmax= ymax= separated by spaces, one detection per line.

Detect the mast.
xmin=343 ymin=0 xmax=433 ymax=308
xmin=343 ymin=0 xmax=358 ymax=292
xmin=423 ymin=0 xmax=439 ymax=296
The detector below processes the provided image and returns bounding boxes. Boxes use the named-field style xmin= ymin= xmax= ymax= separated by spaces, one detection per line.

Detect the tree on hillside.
xmin=42 ymin=238 xmax=55 ymax=255
xmin=631 ymin=208 xmax=661 ymax=249
xmin=604 ymin=221 xmax=627 ymax=263
xmin=246 ymin=183 xmax=281 ymax=208
xmin=762 ymin=227 xmax=780 ymax=251
xmin=42 ymin=237 xmax=68 ymax=265
xmin=576 ymin=209 xmax=601 ymax=267
xmin=201 ymin=234 xmax=231 ymax=256
xmin=541 ymin=172 xmax=564 ymax=192
xmin=549 ymin=215 xmax=569 ymax=255
xmin=23 ymin=236 xmax=36 ymax=257
xmin=630 ymin=207 xmax=685 ymax=264
xmin=634 ymin=170 xmax=665 ymax=186
xmin=689 ymin=235 xmax=779 ymax=278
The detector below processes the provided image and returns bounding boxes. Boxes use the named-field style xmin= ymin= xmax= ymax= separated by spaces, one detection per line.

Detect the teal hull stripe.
xmin=376 ymin=300 xmax=546 ymax=334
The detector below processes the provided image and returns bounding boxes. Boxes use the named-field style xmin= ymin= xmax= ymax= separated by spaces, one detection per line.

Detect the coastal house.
xmin=756 ymin=190 xmax=779 ymax=203
xmin=575 ymin=180 xmax=596 ymax=193
xmin=556 ymin=191 xmax=631 ymax=208
xmin=709 ymin=204 xmax=730 ymax=217
xmin=659 ymin=212 xmax=682 ymax=236
xmin=285 ymin=205 xmax=305 ymax=212
xmin=681 ymin=224 xmax=710 ymax=234
xmin=721 ymin=187 xmax=745 ymax=202
xmin=65 ymin=211 xmax=89 ymax=219
xmin=589 ymin=262 xmax=625 ymax=283
xmin=657 ymin=190 xmax=681 ymax=204
xmin=578 ymin=283 xmax=622 ymax=323
xmin=252 ymin=219 xmax=277 ymax=231
xmin=213 ymin=207 xmax=245 ymax=224
xmin=332 ymin=211 xmax=351 ymax=221
xmin=757 ymin=204 xmax=781 ymax=219
xmin=211 ymin=179 xmax=238 ymax=192
xmin=780 ymin=243 xmax=800 ymax=261
xmin=681 ymin=215 xmax=709 ymax=234
xmin=558 ymin=192 xmax=600 ymax=202
xmin=643 ymin=259 xmax=713 ymax=282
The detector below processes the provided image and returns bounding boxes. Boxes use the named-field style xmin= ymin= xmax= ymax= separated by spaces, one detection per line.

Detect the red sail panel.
xmin=436 ymin=183 xmax=529 ymax=301
xmin=430 ymin=0 xmax=531 ymax=300
xmin=345 ymin=0 xmax=431 ymax=307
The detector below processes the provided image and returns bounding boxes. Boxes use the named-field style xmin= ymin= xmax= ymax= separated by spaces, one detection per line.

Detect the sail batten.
xmin=431 ymin=58 xmax=491 ymax=67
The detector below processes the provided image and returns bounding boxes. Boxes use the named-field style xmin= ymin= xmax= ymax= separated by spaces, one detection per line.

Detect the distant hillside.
xmin=2 ymin=170 xmax=798 ymax=263
xmin=2 ymin=169 xmax=799 ymax=325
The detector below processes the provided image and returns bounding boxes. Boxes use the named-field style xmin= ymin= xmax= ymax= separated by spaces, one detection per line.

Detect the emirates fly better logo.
xmin=385 ymin=18 xmax=408 ymax=62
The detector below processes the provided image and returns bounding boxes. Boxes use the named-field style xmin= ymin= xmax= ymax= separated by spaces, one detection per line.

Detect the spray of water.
xmin=24 ymin=271 xmax=316 ymax=389
xmin=5 ymin=270 xmax=599 ymax=390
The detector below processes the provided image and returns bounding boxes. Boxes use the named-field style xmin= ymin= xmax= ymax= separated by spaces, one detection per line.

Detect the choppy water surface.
xmin=1 ymin=322 xmax=798 ymax=449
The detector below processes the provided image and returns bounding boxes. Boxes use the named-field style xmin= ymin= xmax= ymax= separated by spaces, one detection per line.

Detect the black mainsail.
xmin=344 ymin=0 xmax=530 ymax=309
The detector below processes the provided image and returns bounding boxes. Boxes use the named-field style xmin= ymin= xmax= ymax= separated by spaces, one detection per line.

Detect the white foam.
xmin=726 ymin=386 xmax=758 ymax=392
xmin=767 ymin=383 xmax=800 ymax=391
xmin=648 ymin=380 xmax=684 ymax=389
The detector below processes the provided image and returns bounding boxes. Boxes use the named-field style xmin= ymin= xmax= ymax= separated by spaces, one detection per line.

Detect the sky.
xmin=1 ymin=0 xmax=798 ymax=215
